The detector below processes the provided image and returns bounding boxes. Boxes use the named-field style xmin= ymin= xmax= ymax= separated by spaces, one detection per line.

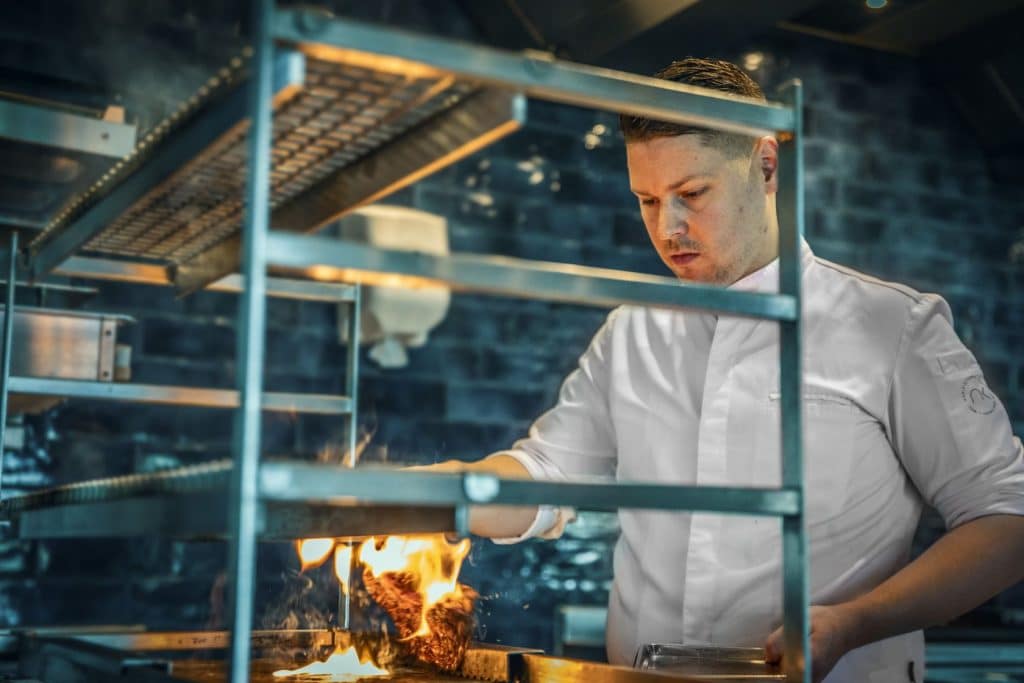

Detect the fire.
xmin=359 ymin=535 xmax=471 ymax=638
xmin=334 ymin=544 xmax=353 ymax=595
xmin=280 ymin=534 xmax=474 ymax=675
xmin=271 ymin=646 xmax=387 ymax=679
xmin=296 ymin=537 xmax=334 ymax=571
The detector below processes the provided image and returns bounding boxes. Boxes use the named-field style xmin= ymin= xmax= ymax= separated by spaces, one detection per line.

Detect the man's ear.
xmin=755 ymin=136 xmax=779 ymax=193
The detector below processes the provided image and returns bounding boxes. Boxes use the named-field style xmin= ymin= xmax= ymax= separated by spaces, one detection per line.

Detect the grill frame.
xmin=27 ymin=48 xmax=524 ymax=289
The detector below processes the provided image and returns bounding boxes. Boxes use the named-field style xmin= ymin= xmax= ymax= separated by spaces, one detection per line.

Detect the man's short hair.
xmin=619 ymin=57 xmax=766 ymax=157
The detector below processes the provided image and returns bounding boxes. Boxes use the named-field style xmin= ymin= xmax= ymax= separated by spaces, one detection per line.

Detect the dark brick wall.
xmin=1 ymin=12 xmax=1022 ymax=658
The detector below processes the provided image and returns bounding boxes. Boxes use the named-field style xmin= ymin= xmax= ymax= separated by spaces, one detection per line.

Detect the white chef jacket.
xmin=495 ymin=241 xmax=1024 ymax=682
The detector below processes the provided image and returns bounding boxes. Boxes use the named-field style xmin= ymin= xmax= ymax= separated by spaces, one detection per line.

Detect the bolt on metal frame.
xmin=224 ymin=2 xmax=810 ymax=682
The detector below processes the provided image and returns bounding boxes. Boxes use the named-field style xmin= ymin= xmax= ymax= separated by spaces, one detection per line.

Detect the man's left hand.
xmin=763 ymin=604 xmax=860 ymax=683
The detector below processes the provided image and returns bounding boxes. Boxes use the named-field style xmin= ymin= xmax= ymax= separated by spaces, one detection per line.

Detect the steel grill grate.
xmin=57 ymin=57 xmax=477 ymax=263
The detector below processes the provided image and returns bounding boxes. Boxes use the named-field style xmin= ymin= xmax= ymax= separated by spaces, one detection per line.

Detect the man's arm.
xmin=766 ymin=514 xmax=1024 ymax=681
xmin=410 ymin=454 xmax=540 ymax=539
xmin=411 ymin=310 xmax=623 ymax=542
xmin=766 ymin=296 xmax=1024 ymax=681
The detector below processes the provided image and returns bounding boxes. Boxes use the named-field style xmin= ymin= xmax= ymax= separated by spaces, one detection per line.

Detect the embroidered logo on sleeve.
xmin=961 ymin=375 xmax=997 ymax=415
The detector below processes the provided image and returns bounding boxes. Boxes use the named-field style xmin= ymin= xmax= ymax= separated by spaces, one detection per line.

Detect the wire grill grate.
xmin=48 ymin=57 xmax=477 ymax=264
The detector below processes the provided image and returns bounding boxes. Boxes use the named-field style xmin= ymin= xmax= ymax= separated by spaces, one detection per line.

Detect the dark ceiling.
xmin=456 ymin=0 xmax=1024 ymax=179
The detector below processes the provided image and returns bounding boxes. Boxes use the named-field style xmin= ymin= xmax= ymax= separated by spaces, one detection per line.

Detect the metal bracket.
xmin=0 ymin=98 xmax=137 ymax=159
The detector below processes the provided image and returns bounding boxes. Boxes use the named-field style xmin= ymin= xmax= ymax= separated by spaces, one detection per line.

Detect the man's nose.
xmin=656 ymin=201 xmax=688 ymax=240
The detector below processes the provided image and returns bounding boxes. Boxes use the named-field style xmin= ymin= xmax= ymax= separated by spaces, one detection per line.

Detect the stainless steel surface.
xmin=17 ymin=493 xmax=236 ymax=539
xmin=265 ymin=234 xmax=799 ymax=321
xmin=12 ymin=494 xmax=455 ymax=540
xmin=10 ymin=629 xmax=787 ymax=682
xmin=54 ymin=256 xmax=358 ymax=302
xmin=460 ymin=644 xmax=544 ymax=682
xmin=0 ymin=306 xmax=129 ymax=382
xmin=0 ymin=231 xmax=16 ymax=495
xmin=273 ymin=8 xmax=795 ymax=137
xmin=258 ymin=464 xmax=802 ymax=516
xmin=0 ymin=98 xmax=137 ymax=158
xmin=15 ymin=630 xmax=540 ymax=683
xmin=258 ymin=501 xmax=455 ymax=539
xmin=522 ymin=653 xmax=747 ymax=682
xmin=635 ymin=644 xmax=783 ymax=679
xmin=775 ymin=80 xmax=810 ymax=683
xmin=16 ymin=631 xmax=779 ymax=683
xmin=0 ymin=460 xmax=455 ymax=539
xmin=69 ymin=629 xmax=335 ymax=652
xmin=6 ymin=377 xmax=352 ymax=414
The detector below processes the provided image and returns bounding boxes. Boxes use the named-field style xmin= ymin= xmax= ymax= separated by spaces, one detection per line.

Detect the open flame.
xmin=296 ymin=538 xmax=334 ymax=572
xmin=271 ymin=646 xmax=387 ymax=679
xmin=333 ymin=544 xmax=353 ymax=595
xmin=359 ymin=535 xmax=471 ymax=638
xmin=275 ymin=534 xmax=472 ymax=677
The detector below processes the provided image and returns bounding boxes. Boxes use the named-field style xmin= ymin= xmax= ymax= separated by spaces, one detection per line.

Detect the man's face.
xmin=626 ymin=134 xmax=777 ymax=286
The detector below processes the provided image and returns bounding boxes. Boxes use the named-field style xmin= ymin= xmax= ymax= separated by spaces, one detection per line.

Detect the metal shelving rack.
xmin=0 ymin=1 xmax=810 ymax=681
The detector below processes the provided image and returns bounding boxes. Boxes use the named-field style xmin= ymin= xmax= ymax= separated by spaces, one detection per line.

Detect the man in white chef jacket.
xmin=424 ymin=58 xmax=1024 ymax=682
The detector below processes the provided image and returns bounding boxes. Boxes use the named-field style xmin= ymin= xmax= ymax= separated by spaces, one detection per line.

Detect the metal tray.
xmin=2 ymin=305 xmax=130 ymax=413
xmin=1 ymin=305 xmax=129 ymax=382
xmin=634 ymin=643 xmax=784 ymax=679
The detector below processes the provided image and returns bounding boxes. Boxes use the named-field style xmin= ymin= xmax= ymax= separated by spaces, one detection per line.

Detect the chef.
xmin=424 ymin=58 xmax=1024 ymax=682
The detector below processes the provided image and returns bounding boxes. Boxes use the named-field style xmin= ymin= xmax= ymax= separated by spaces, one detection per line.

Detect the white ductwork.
xmin=335 ymin=205 xmax=450 ymax=368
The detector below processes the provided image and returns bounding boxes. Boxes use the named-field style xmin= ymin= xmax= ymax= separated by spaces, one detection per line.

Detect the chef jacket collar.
xmin=727 ymin=238 xmax=814 ymax=293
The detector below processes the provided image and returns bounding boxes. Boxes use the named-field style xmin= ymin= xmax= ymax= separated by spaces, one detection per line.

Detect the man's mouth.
xmin=670 ymin=253 xmax=700 ymax=267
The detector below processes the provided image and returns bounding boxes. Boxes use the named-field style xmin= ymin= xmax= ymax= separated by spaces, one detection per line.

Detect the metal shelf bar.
xmin=54 ymin=255 xmax=358 ymax=302
xmin=344 ymin=284 xmax=362 ymax=461
xmin=258 ymin=465 xmax=801 ymax=517
xmin=12 ymin=494 xmax=455 ymax=540
xmin=29 ymin=50 xmax=305 ymax=279
xmin=265 ymin=233 xmax=798 ymax=320
xmin=0 ymin=98 xmax=137 ymax=158
xmin=776 ymin=80 xmax=810 ymax=683
xmin=0 ymin=231 xmax=17 ymax=496
xmin=272 ymin=9 xmax=795 ymax=137
xmin=70 ymin=629 xmax=336 ymax=652
xmin=339 ymin=282 xmax=362 ymax=630
xmin=228 ymin=1 xmax=274 ymax=678
xmin=6 ymin=377 xmax=352 ymax=414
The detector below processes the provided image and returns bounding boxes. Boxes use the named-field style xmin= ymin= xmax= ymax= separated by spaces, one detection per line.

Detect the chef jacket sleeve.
xmin=492 ymin=308 xmax=621 ymax=543
xmin=889 ymin=293 xmax=1024 ymax=529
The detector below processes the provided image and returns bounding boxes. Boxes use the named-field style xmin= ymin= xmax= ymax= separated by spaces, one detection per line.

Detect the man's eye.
xmin=639 ymin=198 xmax=658 ymax=206
xmin=681 ymin=187 xmax=708 ymax=200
